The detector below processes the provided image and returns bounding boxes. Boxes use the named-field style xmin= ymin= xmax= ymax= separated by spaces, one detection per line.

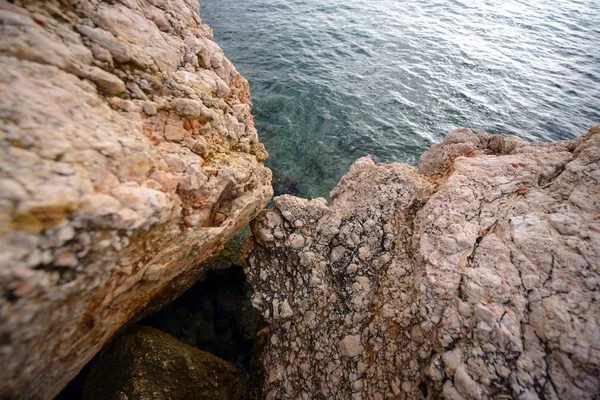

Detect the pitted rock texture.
xmin=0 ymin=0 xmax=271 ymax=398
xmin=245 ymin=126 xmax=600 ymax=399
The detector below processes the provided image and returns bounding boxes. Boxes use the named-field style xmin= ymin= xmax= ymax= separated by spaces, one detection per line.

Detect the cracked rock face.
xmin=245 ymin=126 xmax=600 ymax=399
xmin=0 ymin=0 xmax=271 ymax=398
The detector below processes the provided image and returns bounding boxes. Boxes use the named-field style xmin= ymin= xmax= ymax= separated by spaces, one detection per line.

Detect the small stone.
xmin=86 ymin=67 xmax=126 ymax=95
xmin=442 ymin=348 xmax=463 ymax=375
xmin=260 ymin=270 xmax=268 ymax=280
xmin=280 ymin=299 xmax=293 ymax=319
xmin=144 ymin=264 xmax=164 ymax=281
xmin=164 ymin=125 xmax=185 ymax=142
xmin=170 ymin=98 xmax=212 ymax=119
xmin=288 ymin=233 xmax=305 ymax=249
xmin=12 ymin=266 xmax=34 ymax=279
xmin=299 ymin=251 xmax=315 ymax=266
xmin=184 ymin=214 xmax=201 ymax=227
xmin=142 ymin=103 xmax=157 ymax=115
xmin=53 ymin=163 xmax=75 ymax=176
xmin=0 ymin=178 xmax=27 ymax=200
xmin=391 ymin=382 xmax=401 ymax=395
xmin=358 ymin=246 xmax=370 ymax=261
xmin=53 ymin=251 xmax=78 ymax=268
xmin=191 ymin=137 xmax=208 ymax=155
xmin=357 ymin=361 xmax=367 ymax=373
xmin=56 ymin=225 xmax=75 ymax=243
xmin=339 ymin=334 xmax=362 ymax=357
xmin=347 ymin=264 xmax=359 ymax=273
xmin=458 ymin=301 xmax=472 ymax=317
xmin=474 ymin=304 xmax=496 ymax=326
xmin=268 ymin=368 xmax=279 ymax=383
xmin=258 ymin=228 xmax=274 ymax=243
xmin=495 ymin=363 xmax=510 ymax=378
xmin=91 ymin=43 xmax=113 ymax=63
xmin=13 ymin=279 xmax=36 ymax=297
xmin=454 ymin=365 xmax=483 ymax=400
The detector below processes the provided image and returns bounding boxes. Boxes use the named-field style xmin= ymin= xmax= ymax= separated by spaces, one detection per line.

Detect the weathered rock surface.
xmin=0 ymin=0 xmax=271 ymax=398
xmin=245 ymin=126 xmax=600 ymax=399
xmin=83 ymin=326 xmax=249 ymax=400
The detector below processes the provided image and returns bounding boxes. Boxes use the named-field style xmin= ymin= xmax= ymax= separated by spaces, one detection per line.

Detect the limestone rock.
xmin=339 ymin=335 xmax=362 ymax=357
xmin=245 ymin=126 xmax=600 ymax=399
xmin=83 ymin=326 xmax=249 ymax=400
xmin=0 ymin=1 xmax=271 ymax=398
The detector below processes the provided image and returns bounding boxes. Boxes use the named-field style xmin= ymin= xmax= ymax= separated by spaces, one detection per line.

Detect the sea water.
xmin=201 ymin=0 xmax=600 ymax=198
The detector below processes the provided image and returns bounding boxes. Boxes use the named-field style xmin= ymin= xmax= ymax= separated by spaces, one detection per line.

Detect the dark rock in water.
xmin=83 ymin=326 xmax=249 ymax=400
xmin=272 ymin=173 xmax=310 ymax=198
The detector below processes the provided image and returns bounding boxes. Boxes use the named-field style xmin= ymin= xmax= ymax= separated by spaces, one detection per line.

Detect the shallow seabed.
xmin=201 ymin=0 xmax=600 ymax=198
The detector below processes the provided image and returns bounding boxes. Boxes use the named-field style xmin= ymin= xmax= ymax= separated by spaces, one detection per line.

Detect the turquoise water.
xmin=200 ymin=0 xmax=600 ymax=198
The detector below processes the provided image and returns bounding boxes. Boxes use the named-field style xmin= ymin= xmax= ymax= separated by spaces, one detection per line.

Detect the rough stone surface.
xmin=83 ymin=326 xmax=250 ymax=400
xmin=245 ymin=126 xmax=600 ymax=399
xmin=339 ymin=335 xmax=362 ymax=358
xmin=0 ymin=1 xmax=271 ymax=398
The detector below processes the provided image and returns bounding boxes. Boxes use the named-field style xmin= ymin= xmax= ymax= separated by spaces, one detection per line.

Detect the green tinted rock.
xmin=83 ymin=326 xmax=249 ymax=400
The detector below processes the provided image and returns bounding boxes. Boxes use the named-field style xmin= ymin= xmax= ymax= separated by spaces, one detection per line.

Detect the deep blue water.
xmin=200 ymin=0 xmax=600 ymax=198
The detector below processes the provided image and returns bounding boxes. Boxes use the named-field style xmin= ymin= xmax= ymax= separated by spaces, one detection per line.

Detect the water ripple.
xmin=201 ymin=0 xmax=600 ymax=198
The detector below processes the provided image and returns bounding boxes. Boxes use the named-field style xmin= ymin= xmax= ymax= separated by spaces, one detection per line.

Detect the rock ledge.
xmin=245 ymin=126 xmax=600 ymax=399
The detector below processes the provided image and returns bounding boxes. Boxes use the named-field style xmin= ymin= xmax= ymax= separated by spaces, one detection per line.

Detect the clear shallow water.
xmin=201 ymin=0 xmax=600 ymax=198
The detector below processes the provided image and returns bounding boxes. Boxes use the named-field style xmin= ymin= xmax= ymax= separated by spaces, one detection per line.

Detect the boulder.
xmin=83 ymin=326 xmax=249 ymax=400
xmin=245 ymin=126 xmax=600 ymax=399
xmin=0 ymin=0 xmax=271 ymax=398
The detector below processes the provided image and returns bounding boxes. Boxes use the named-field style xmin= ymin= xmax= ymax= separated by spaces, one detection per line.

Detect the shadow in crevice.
xmin=139 ymin=265 xmax=266 ymax=370
xmin=55 ymin=250 xmax=267 ymax=399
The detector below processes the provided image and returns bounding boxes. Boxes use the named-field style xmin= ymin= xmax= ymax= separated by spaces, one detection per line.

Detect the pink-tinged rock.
xmin=339 ymin=335 xmax=362 ymax=357
xmin=245 ymin=126 xmax=600 ymax=399
xmin=0 ymin=1 xmax=272 ymax=398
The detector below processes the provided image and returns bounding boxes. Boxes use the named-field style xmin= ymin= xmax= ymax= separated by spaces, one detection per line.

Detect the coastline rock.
xmin=245 ymin=126 xmax=600 ymax=399
xmin=83 ymin=326 xmax=249 ymax=400
xmin=0 ymin=1 xmax=271 ymax=398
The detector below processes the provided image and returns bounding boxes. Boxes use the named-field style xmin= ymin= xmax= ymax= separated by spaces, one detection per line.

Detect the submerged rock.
xmin=83 ymin=326 xmax=249 ymax=400
xmin=245 ymin=126 xmax=600 ymax=399
xmin=0 ymin=0 xmax=271 ymax=398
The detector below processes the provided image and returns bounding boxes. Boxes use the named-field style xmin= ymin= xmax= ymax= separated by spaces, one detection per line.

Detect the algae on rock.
xmin=83 ymin=326 xmax=250 ymax=400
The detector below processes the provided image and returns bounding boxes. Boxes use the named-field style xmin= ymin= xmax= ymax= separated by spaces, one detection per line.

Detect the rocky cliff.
xmin=245 ymin=127 xmax=600 ymax=399
xmin=0 ymin=0 xmax=271 ymax=398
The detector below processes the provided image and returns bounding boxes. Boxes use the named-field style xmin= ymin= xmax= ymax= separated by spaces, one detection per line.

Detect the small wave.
xmin=202 ymin=0 xmax=600 ymax=198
